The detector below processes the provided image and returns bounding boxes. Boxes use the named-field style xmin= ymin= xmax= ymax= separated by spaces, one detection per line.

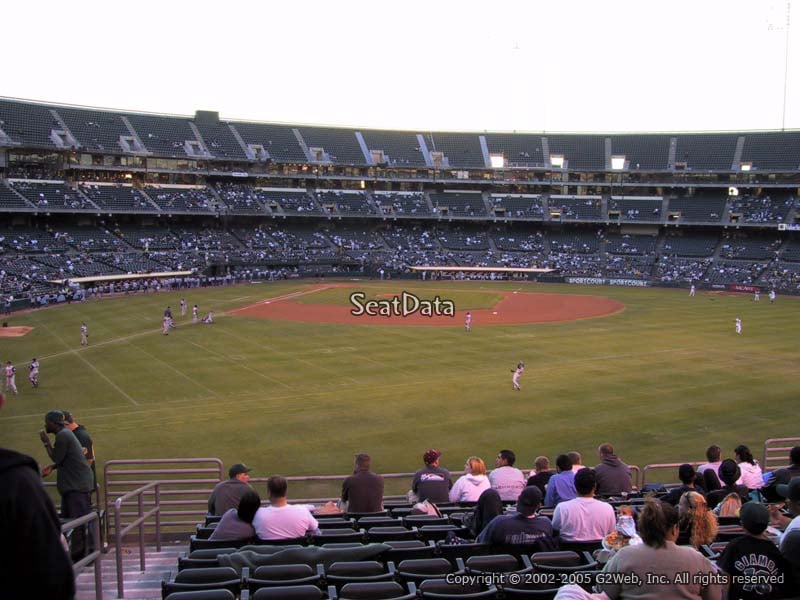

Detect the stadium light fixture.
xmin=490 ymin=154 xmax=506 ymax=169
xmin=550 ymin=154 xmax=565 ymax=168
xmin=611 ymin=156 xmax=626 ymax=170
xmin=740 ymin=162 xmax=752 ymax=172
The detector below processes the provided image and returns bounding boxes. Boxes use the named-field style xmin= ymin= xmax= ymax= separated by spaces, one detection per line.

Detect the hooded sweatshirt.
xmin=0 ymin=448 xmax=75 ymax=600
xmin=594 ymin=453 xmax=633 ymax=496
xmin=449 ymin=472 xmax=491 ymax=503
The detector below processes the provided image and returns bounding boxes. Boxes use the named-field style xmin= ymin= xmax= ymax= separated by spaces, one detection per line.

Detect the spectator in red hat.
xmin=411 ymin=449 xmax=451 ymax=504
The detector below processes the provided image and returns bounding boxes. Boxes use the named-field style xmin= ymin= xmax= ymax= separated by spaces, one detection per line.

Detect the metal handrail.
xmin=62 ymin=510 xmax=103 ymax=600
xmin=763 ymin=437 xmax=800 ymax=472
xmin=113 ymin=481 xmax=162 ymax=599
xmin=641 ymin=461 xmax=705 ymax=486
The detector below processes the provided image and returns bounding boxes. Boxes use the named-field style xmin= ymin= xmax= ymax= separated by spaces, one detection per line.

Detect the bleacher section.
xmin=484 ymin=133 xmax=545 ymax=168
xmin=437 ymin=229 xmax=490 ymax=250
xmin=0 ymin=98 xmax=62 ymax=148
xmin=740 ymin=131 xmax=800 ymax=171
xmin=116 ymin=227 xmax=180 ymax=250
xmin=56 ymin=106 xmax=133 ymax=153
xmin=316 ymin=191 xmax=374 ymax=215
xmin=360 ymin=130 xmax=427 ymax=167
xmin=0 ymin=228 xmax=69 ymax=253
xmin=662 ymin=232 xmax=719 ymax=257
xmin=674 ymin=133 xmax=738 ymax=171
xmin=194 ymin=119 xmax=248 ymax=161
xmin=705 ymin=259 xmax=766 ymax=285
xmin=0 ymin=181 xmax=33 ymax=209
xmin=604 ymin=233 xmax=657 ymax=255
xmin=609 ymin=135 xmax=672 ymax=170
xmin=608 ymin=197 xmax=662 ymax=222
xmin=429 ymin=192 xmax=486 ymax=217
xmin=373 ymin=193 xmax=430 ymax=216
xmin=215 ymin=183 xmax=268 ymax=213
xmin=550 ymin=197 xmax=602 ymax=221
xmin=126 ymin=113 xmax=201 ymax=157
xmin=298 ymin=127 xmax=366 ymax=165
xmin=259 ymin=189 xmax=319 ymax=214
xmin=145 ymin=186 xmax=215 ymax=213
xmin=490 ymin=195 xmax=544 ymax=219
xmin=719 ymin=233 xmax=781 ymax=260
xmin=426 ymin=132 xmax=485 ymax=168
xmin=547 ymin=135 xmax=606 ymax=170
xmin=548 ymin=231 xmax=600 ymax=254
xmin=11 ymin=181 xmax=94 ymax=210
xmin=667 ymin=195 xmax=726 ymax=223
xmin=655 ymin=257 xmax=712 ymax=283
xmin=232 ymin=121 xmax=308 ymax=162
xmin=728 ymin=193 xmax=794 ymax=223
xmin=80 ymin=183 xmax=155 ymax=212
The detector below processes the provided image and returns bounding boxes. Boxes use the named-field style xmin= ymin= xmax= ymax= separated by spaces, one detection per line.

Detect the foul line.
xmin=227 ymin=285 xmax=333 ymax=314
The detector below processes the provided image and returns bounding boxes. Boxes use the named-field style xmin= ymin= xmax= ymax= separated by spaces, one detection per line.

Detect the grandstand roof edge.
xmin=2 ymin=95 xmax=800 ymax=137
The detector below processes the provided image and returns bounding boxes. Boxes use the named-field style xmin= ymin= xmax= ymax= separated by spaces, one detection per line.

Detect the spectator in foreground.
xmin=489 ymin=449 xmax=526 ymax=501
xmin=663 ymin=464 xmax=705 ymax=506
xmin=526 ymin=455 xmax=554 ymax=497
xmin=209 ymin=490 xmax=261 ymax=541
xmin=253 ymin=476 xmax=319 ymax=540
xmin=40 ymin=410 xmax=95 ymax=561
xmin=734 ymin=444 xmax=764 ymax=492
xmin=770 ymin=477 xmax=800 ymax=549
xmin=568 ymin=451 xmax=585 ymax=474
xmin=718 ymin=501 xmax=795 ymax=600
xmin=762 ymin=446 xmax=800 ymax=502
xmin=594 ymin=443 xmax=633 ymax=497
xmin=449 ymin=456 xmax=491 ymax=503
xmin=544 ymin=454 xmax=577 ymax=507
xmin=342 ymin=453 xmax=384 ymax=513
xmin=706 ymin=459 xmax=750 ymax=510
xmin=552 ymin=468 xmax=616 ymax=543
xmin=677 ymin=491 xmax=718 ymax=547
xmin=411 ymin=449 xmax=451 ymax=504
xmin=478 ymin=486 xmax=557 ymax=549
xmin=0 ymin=394 xmax=75 ymax=600
xmin=597 ymin=497 xmax=723 ymax=599
xmin=208 ymin=463 xmax=253 ymax=516
xmin=63 ymin=410 xmax=96 ymax=490
xmin=465 ymin=488 xmax=504 ymax=538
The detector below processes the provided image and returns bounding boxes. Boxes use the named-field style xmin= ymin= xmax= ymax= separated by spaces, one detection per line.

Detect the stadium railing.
xmin=113 ymin=481 xmax=163 ymax=598
xmin=763 ymin=437 xmax=800 ymax=473
xmin=63 ymin=510 xmax=103 ymax=600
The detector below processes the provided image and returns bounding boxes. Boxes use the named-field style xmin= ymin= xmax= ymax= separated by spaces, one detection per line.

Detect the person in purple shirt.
xmin=544 ymin=454 xmax=577 ymax=507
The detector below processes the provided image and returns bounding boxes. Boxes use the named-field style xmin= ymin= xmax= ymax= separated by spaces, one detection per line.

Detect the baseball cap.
xmin=229 ymin=463 xmax=252 ymax=478
xmin=45 ymin=410 xmax=67 ymax=426
xmin=423 ymin=449 xmax=442 ymax=465
xmin=516 ymin=486 xmax=543 ymax=516
xmin=739 ymin=502 xmax=770 ymax=535
xmin=776 ymin=476 xmax=800 ymax=501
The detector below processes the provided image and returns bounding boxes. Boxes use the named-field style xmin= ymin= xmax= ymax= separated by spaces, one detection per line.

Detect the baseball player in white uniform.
xmin=511 ymin=362 xmax=524 ymax=391
xmin=180 ymin=298 xmax=187 ymax=317
xmin=81 ymin=323 xmax=88 ymax=346
xmin=4 ymin=361 xmax=17 ymax=394
xmin=735 ymin=317 xmax=742 ymax=335
xmin=465 ymin=312 xmax=472 ymax=332
xmin=29 ymin=358 xmax=39 ymax=388
xmin=192 ymin=305 xmax=199 ymax=323
xmin=689 ymin=284 xmax=696 ymax=297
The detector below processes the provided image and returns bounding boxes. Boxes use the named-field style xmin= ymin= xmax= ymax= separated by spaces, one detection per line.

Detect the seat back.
xmin=367 ymin=526 xmax=418 ymax=542
xmin=164 ymin=590 xmax=236 ymax=600
xmin=465 ymin=554 xmax=530 ymax=574
xmin=251 ymin=585 xmax=327 ymax=600
xmin=395 ymin=558 xmax=455 ymax=583
xmin=417 ymin=578 xmax=498 ymax=599
xmin=174 ymin=567 xmax=240 ymax=584
xmin=339 ymin=581 xmax=416 ymax=599
xmin=253 ymin=564 xmax=317 ymax=581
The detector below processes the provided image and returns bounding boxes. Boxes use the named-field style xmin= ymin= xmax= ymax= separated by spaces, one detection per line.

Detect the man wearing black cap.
xmin=718 ymin=502 xmax=795 ymax=599
xmin=411 ymin=449 xmax=451 ymax=504
xmin=477 ymin=486 xmax=557 ymax=549
xmin=208 ymin=463 xmax=253 ymax=516
xmin=40 ymin=409 xmax=95 ymax=560
xmin=706 ymin=458 xmax=750 ymax=510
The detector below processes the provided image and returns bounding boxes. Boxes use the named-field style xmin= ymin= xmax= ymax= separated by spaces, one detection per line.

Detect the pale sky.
xmin=4 ymin=0 xmax=798 ymax=132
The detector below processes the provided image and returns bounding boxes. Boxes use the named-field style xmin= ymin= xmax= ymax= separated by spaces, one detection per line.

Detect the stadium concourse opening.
xmin=229 ymin=282 xmax=625 ymax=326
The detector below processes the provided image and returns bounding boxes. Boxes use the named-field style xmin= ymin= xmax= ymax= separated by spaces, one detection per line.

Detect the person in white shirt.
xmin=450 ymin=456 xmax=491 ymax=503
xmin=80 ymin=323 xmax=88 ymax=346
xmin=253 ymin=476 xmax=319 ymax=540
xmin=569 ymin=451 xmax=584 ymax=474
xmin=465 ymin=312 xmax=472 ymax=332
xmin=552 ymin=468 xmax=616 ymax=542
xmin=489 ymin=449 xmax=526 ymax=501
xmin=734 ymin=444 xmax=763 ymax=490
xmin=696 ymin=445 xmax=722 ymax=477
xmin=180 ymin=299 xmax=187 ymax=317
xmin=735 ymin=317 xmax=742 ymax=335
xmin=689 ymin=284 xmax=696 ymax=297
xmin=192 ymin=305 xmax=199 ymax=323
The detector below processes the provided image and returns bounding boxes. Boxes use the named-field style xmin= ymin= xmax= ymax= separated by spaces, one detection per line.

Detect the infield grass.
xmin=0 ymin=279 xmax=797 ymax=498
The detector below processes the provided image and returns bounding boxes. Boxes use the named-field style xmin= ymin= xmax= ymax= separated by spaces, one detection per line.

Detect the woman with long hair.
xmin=595 ymin=497 xmax=723 ymax=599
xmin=734 ymin=444 xmax=764 ymax=491
xmin=677 ymin=491 xmax=718 ymax=547
xmin=209 ymin=489 xmax=261 ymax=541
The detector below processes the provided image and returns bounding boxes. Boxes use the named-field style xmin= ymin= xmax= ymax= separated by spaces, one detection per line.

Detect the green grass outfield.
xmin=0 ymin=280 xmax=797 ymax=494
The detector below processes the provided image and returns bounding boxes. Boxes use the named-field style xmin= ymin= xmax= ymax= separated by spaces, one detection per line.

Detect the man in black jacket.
xmin=0 ymin=394 xmax=75 ymax=599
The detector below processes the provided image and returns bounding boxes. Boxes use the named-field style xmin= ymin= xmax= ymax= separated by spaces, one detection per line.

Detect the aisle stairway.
xmin=75 ymin=542 xmax=186 ymax=600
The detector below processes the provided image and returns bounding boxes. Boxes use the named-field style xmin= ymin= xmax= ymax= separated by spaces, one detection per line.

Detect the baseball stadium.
xmin=2 ymin=3 xmax=800 ymax=599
